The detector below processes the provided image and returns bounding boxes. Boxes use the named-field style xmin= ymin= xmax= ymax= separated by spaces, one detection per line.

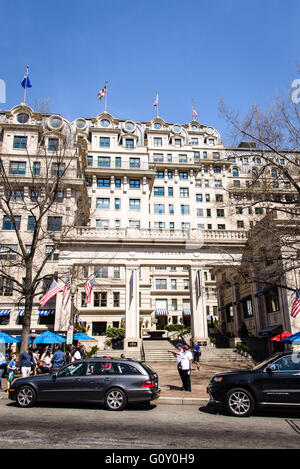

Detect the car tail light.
xmin=141 ymin=379 xmax=155 ymax=388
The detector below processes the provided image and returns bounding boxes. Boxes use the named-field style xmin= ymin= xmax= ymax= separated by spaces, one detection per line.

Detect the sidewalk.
xmin=148 ymin=359 xmax=253 ymax=405
xmin=0 ymin=359 xmax=254 ymax=405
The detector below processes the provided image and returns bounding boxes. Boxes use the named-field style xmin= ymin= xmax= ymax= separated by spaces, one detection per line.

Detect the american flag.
xmin=62 ymin=273 xmax=72 ymax=308
xmin=291 ymin=289 xmax=300 ymax=318
xmin=153 ymin=92 xmax=158 ymax=108
xmin=98 ymin=84 xmax=107 ymax=101
xmin=39 ymin=280 xmax=62 ymax=307
xmin=84 ymin=276 xmax=95 ymax=305
xmin=196 ymin=270 xmax=201 ymax=297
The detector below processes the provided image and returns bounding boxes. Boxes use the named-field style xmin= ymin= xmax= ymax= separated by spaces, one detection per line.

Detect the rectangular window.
xmin=32 ymin=162 xmax=40 ymax=175
xmin=100 ymin=137 xmax=110 ymax=147
xmin=96 ymin=198 xmax=110 ymax=210
xmin=97 ymin=178 xmax=110 ymax=187
xmin=47 ymin=216 xmax=62 ymax=231
xmin=179 ymin=154 xmax=187 ymax=163
xmin=180 ymin=187 xmax=189 ymax=197
xmin=94 ymin=266 xmax=108 ymax=278
xmin=27 ymin=216 xmax=36 ymax=231
xmin=51 ymin=163 xmax=65 ymax=177
xmin=0 ymin=245 xmax=17 ymax=260
xmin=196 ymin=194 xmax=202 ymax=202
xmin=96 ymin=219 xmax=109 ymax=228
xmin=2 ymin=216 xmax=21 ymax=230
xmin=169 ymin=204 xmax=174 ymax=214
xmin=174 ymin=138 xmax=181 ymax=147
xmin=125 ymin=138 xmax=134 ymax=149
xmin=180 ymin=205 xmax=190 ymax=215
xmin=46 ymin=245 xmax=59 ymax=260
xmin=48 ymin=138 xmax=59 ymax=151
xmin=155 ymin=171 xmax=164 ymax=179
xmin=154 ymin=221 xmax=165 ymax=229
xmin=196 ymin=208 xmax=204 ymax=217
xmin=87 ymin=156 xmax=93 ymax=167
xmin=154 ymin=204 xmax=165 ymax=214
xmin=129 ymin=158 xmax=140 ymax=168
xmin=129 ymin=199 xmax=140 ymax=210
xmin=114 ymin=198 xmax=121 ymax=210
xmin=113 ymin=292 xmax=120 ymax=307
xmin=181 ymin=222 xmax=190 ymax=229
xmin=217 ymin=209 xmax=224 ymax=217
xmin=171 ymin=279 xmax=177 ymax=290
xmin=171 ymin=299 xmax=177 ymax=310
xmin=113 ymin=266 xmax=120 ymax=279
xmin=13 ymin=136 xmax=27 ymax=149
xmin=154 ymin=187 xmax=164 ymax=196
xmin=129 ymin=219 xmax=140 ymax=228
xmin=156 ymin=279 xmax=167 ymax=290
xmin=98 ymin=156 xmax=111 ymax=167
xmin=129 ymin=179 xmax=141 ymax=189
xmin=168 ymin=187 xmax=173 ymax=197
xmin=265 ymin=287 xmax=280 ymax=313
xmin=94 ymin=292 xmax=107 ymax=307
xmin=153 ymin=153 xmax=163 ymax=162
xmin=154 ymin=137 xmax=162 ymax=147
xmin=218 ymin=224 xmax=226 ymax=230
xmin=179 ymin=171 xmax=188 ymax=180
xmin=216 ymin=194 xmax=223 ymax=202
xmin=115 ymin=157 xmax=121 ymax=168
xmin=115 ymin=178 xmax=121 ymax=188
xmin=9 ymin=161 xmax=26 ymax=175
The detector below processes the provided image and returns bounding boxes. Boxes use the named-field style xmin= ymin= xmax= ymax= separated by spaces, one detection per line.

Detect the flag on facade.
xmin=196 ymin=270 xmax=201 ymax=297
xmin=192 ymin=107 xmax=198 ymax=119
xmin=84 ymin=276 xmax=95 ymax=305
xmin=39 ymin=280 xmax=62 ymax=307
xmin=62 ymin=273 xmax=72 ymax=308
xmin=98 ymin=84 xmax=107 ymax=101
xmin=291 ymin=289 xmax=300 ymax=318
xmin=153 ymin=92 xmax=159 ymax=108
xmin=130 ymin=270 xmax=135 ymax=298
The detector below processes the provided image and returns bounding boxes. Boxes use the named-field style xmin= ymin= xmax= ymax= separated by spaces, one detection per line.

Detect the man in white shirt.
xmin=180 ymin=345 xmax=193 ymax=392
xmin=168 ymin=343 xmax=185 ymax=390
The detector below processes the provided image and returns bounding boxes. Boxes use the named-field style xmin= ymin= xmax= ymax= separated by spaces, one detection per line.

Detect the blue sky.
xmin=1 ymin=0 xmax=300 ymax=144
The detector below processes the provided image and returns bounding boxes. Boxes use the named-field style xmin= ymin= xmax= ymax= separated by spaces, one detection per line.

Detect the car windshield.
xmin=141 ymin=362 xmax=156 ymax=375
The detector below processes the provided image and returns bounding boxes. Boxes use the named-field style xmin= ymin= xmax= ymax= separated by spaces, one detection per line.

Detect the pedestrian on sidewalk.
xmin=168 ymin=343 xmax=185 ymax=390
xmin=51 ymin=345 xmax=66 ymax=372
xmin=18 ymin=348 xmax=36 ymax=378
xmin=7 ymin=353 xmax=17 ymax=391
xmin=181 ymin=345 xmax=193 ymax=392
xmin=193 ymin=341 xmax=201 ymax=371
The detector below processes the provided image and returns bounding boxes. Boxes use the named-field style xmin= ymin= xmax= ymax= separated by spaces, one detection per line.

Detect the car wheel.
xmin=105 ymin=388 xmax=127 ymax=411
xmin=16 ymin=385 xmax=37 ymax=408
xmin=225 ymin=388 xmax=255 ymax=417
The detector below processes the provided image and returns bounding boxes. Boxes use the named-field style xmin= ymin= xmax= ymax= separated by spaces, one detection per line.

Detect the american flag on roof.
xmin=291 ymin=289 xmax=300 ymax=318
xmin=84 ymin=276 xmax=95 ymax=305
xmin=39 ymin=280 xmax=62 ymax=308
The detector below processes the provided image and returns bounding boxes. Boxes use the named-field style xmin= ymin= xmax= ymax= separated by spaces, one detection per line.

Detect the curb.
xmin=153 ymin=397 xmax=209 ymax=405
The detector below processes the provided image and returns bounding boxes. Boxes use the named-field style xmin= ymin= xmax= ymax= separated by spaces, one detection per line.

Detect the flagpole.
xmin=156 ymin=91 xmax=159 ymax=118
xmin=23 ymin=65 xmax=29 ymax=105
xmin=104 ymin=81 xmax=108 ymax=113
xmin=192 ymin=98 xmax=194 ymax=121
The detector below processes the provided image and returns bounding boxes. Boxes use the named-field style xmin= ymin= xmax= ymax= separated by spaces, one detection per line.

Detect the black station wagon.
xmin=207 ymin=351 xmax=300 ymax=417
xmin=9 ymin=358 xmax=160 ymax=411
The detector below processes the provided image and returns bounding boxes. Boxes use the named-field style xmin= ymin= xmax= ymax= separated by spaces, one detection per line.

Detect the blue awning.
xmin=259 ymin=325 xmax=281 ymax=336
xmin=183 ymin=309 xmax=191 ymax=315
xmin=39 ymin=310 xmax=55 ymax=316
xmin=255 ymin=287 xmax=274 ymax=297
xmin=156 ymin=309 xmax=169 ymax=315
xmin=0 ymin=309 xmax=10 ymax=316
xmin=218 ymin=306 xmax=225 ymax=311
xmin=18 ymin=310 xmax=25 ymax=316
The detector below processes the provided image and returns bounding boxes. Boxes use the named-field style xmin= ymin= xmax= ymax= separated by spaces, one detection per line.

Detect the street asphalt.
xmin=0 ymin=359 xmax=253 ymax=405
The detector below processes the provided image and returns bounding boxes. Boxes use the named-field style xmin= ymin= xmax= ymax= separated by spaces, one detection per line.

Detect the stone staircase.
xmin=142 ymin=338 xmax=255 ymax=363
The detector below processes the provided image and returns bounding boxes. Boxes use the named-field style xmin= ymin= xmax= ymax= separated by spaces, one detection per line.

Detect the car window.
xmin=86 ymin=362 xmax=115 ymax=375
xmin=57 ymin=362 xmax=85 ymax=377
xmin=116 ymin=363 xmax=141 ymax=375
xmin=272 ymin=354 xmax=300 ymax=371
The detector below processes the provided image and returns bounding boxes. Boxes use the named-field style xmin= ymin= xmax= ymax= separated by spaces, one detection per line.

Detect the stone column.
xmin=124 ymin=265 xmax=141 ymax=352
xmin=189 ymin=267 xmax=209 ymax=343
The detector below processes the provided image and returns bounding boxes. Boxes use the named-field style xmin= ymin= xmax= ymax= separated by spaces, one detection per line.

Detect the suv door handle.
xmin=104 ymin=378 xmax=112 ymax=382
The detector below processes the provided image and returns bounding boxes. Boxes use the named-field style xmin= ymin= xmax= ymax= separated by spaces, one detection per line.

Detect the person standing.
xmin=180 ymin=345 xmax=193 ymax=392
xmin=18 ymin=348 xmax=35 ymax=378
xmin=51 ymin=345 xmax=66 ymax=373
xmin=0 ymin=351 xmax=7 ymax=397
xmin=7 ymin=353 xmax=17 ymax=391
xmin=193 ymin=341 xmax=201 ymax=371
xmin=168 ymin=343 xmax=185 ymax=390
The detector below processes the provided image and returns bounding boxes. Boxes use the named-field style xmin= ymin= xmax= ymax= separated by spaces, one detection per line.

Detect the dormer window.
xmin=125 ymin=138 xmax=134 ymax=149
xmin=17 ymin=113 xmax=29 ymax=124
xmin=154 ymin=137 xmax=162 ymax=147
xmin=48 ymin=138 xmax=59 ymax=151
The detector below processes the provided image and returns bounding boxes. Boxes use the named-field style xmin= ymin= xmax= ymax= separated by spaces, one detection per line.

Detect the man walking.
xmin=180 ymin=345 xmax=193 ymax=392
xmin=168 ymin=343 xmax=185 ymax=390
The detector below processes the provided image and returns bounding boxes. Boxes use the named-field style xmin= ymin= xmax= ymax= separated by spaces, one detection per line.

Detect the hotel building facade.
xmin=0 ymin=103 xmax=298 ymax=355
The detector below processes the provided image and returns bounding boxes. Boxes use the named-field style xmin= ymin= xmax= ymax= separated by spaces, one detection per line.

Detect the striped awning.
xmin=39 ymin=310 xmax=55 ymax=316
xmin=0 ymin=309 xmax=10 ymax=316
xmin=155 ymin=309 xmax=169 ymax=315
xmin=18 ymin=310 xmax=25 ymax=316
xmin=183 ymin=309 xmax=191 ymax=315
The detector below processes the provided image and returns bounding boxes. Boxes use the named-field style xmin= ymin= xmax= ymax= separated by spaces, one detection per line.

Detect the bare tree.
xmin=0 ymin=131 xmax=88 ymax=352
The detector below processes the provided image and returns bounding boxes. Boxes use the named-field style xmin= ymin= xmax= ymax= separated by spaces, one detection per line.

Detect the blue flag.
xmin=21 ymin=75 xmax=32 ymax=88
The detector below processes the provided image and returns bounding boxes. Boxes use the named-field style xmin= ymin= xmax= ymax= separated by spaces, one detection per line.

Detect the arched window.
xmin=271 ymin=168 xmax=277 ymax=178
xmin=232 ymin=167 xmax=239 ymax=177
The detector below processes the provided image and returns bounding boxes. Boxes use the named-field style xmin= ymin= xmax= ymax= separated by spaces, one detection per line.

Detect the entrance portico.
xmin=56 ymin=227 xmax=246 ymax=352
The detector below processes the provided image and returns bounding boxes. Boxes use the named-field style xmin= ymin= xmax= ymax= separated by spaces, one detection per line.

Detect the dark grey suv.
xmin=9 ymin=358 xmax=160 ymax=411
